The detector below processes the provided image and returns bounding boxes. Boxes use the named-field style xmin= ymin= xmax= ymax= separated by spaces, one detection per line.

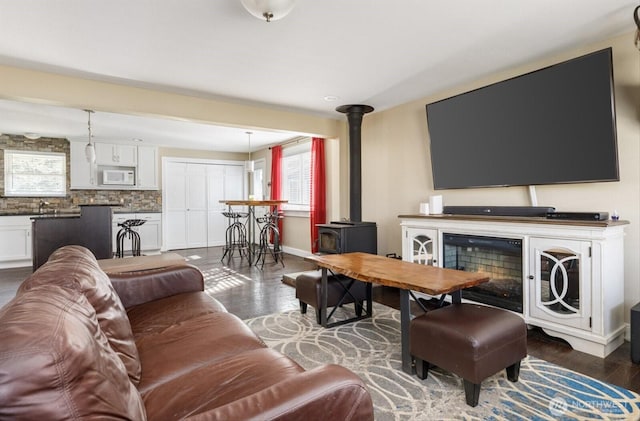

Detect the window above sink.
xmin=4 ymin=150 xmax=67 ymax=197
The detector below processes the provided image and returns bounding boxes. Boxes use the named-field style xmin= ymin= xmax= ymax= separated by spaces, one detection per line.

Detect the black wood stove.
xmin=316 ymin=221 xmax=377 ymax=254
xmin=316 ymin=104 xmax=378 ymax=255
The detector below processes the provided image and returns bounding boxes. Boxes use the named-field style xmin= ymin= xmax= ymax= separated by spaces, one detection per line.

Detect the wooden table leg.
xmin=400 ymin=289 xmax=413 ymax=374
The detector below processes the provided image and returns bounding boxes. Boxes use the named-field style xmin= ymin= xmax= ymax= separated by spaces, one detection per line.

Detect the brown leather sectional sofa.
xmin=0 ymin=245 xmax=374 ymax=420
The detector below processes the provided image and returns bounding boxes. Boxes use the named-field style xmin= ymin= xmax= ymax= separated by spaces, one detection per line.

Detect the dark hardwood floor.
xmin=1 ymin=246 xmax=639 ymax=393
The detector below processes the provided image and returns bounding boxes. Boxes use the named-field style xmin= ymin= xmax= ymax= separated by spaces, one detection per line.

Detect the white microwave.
xmin=102 ymin=169 xmax=135 ymax=185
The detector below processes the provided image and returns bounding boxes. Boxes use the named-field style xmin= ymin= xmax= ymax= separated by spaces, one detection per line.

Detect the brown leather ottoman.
xmin=295 ymin=271 xmax=368 ymax=325
xmin=410 ymin=303 xmax=527 ymax=407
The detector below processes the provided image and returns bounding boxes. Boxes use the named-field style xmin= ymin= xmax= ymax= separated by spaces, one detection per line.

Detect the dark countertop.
xmin=0 ymin=211 xmax=40 ymax=216
xmin=113 ymin=209 xmax=162 ymax=214
xmin=31 ymin=213 xmax=80 ymax=220
xmin=1 ymin=208 xmax=161 ymax=217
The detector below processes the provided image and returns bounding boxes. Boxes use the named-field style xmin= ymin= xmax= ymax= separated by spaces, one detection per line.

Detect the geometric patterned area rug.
xmin=245 ymin=303 xmax=640 ymax=421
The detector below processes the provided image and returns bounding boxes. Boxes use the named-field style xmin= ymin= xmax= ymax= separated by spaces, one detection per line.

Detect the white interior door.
xmin=207 ymin=165 xmax=226 ymax=247
xmin=225 ymin=165 xmax=244 ymax=200
xmin=164 ymin=159 xmax=245 ymax=250
xmin=207 ymin=164 xmax=246 ymax=246
xmin=164 ymin=162 xmax=188 ymax=249
xmin=186 ymin=164 xmax=208 ymax=248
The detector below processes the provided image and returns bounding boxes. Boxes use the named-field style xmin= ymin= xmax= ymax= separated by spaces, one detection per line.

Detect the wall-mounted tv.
xmin=426 ymin=48 xmax=619 ymax=190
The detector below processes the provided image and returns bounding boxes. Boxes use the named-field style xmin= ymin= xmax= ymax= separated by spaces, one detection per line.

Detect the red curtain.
xmin=310 ymin=137 xmax=326 ymax=253
xmin=270 ymin=145 xmax=283 ymax=242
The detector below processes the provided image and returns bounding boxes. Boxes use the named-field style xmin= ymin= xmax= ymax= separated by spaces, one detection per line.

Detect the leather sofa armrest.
xmin=109 ymin=265 xmax=205 ymax=309
xmin=186 ymin=364 xmax=374 ymax=421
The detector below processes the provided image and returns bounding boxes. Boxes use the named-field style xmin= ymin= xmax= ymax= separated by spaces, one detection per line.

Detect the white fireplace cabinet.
xmin=399 ymin=214 xmax=627 ymax=358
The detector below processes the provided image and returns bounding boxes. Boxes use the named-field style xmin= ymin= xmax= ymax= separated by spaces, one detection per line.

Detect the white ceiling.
xmin=0 ymin=0 xmax=637 ymax=151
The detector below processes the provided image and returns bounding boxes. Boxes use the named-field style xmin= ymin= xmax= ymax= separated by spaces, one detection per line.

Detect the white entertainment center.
xmin=399 ymin=213 xmax=628 ymax=358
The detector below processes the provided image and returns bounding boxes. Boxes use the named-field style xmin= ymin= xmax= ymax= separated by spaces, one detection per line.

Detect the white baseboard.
xmin=282 ymin=246 xmax=312 ymax=259
xmin=625 ymin=322 xmax=631 ymax=342
xmin=0 ymin=259 xmax=31 ymax=269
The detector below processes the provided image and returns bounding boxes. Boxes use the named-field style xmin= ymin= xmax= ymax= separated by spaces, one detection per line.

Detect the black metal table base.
xmin=400 ymin=289 xmax=462 ymax=374
xmin=319 ymin=268 xmax=373 ymax=329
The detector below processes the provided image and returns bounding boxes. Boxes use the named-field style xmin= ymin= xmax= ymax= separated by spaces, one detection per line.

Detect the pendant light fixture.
xmin=245 ymin=131 xmax=255 ymax=173
xmin=240 ymin=0 xmax=296 ymax=22
xmin=84 ymin=109 xmax=96 ymax=164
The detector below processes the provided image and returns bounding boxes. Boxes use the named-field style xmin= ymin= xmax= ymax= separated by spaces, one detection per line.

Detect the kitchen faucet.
xmin=38 ymin=200 xmax=50 ymax=214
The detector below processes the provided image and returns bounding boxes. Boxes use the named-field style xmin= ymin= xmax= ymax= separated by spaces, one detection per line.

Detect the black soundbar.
xmin=442 ymin=206 xmax=555 ymax=217
xmin=546 ymin=212 xmax=609 ymax=221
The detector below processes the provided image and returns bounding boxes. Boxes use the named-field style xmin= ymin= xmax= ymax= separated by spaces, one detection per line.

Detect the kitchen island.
xmin=31 ymin=204 xmax=114 ymax=270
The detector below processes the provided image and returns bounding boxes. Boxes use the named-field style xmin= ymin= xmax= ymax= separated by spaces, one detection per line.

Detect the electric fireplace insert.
xmin=442 ymin=233 xmax=523 ymax=313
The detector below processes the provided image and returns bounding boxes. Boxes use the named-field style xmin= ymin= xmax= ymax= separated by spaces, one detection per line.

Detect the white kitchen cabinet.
xmin=136 ymin=145 xmax=158 ymax=190
xmin=70 ymin=142 xmax=158 ymax=190
xmin=95 ymin=143 xmax=137 ymax=166
xmin=400 ymin=215 xmax=627 ymax=358
xmin=70 ymin=141 xmax=98 ymax=189
xmin=112 ymin=213 xmax=162 ymax=255
xmin=0 ymin=216 xmax=33 ymax=268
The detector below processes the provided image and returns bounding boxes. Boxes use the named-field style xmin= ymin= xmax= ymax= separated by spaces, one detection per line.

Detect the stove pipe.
xmin=336 ymin=104 xmax=374 ymax=222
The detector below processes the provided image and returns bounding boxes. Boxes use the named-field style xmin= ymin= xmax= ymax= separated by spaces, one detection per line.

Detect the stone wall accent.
xmin=0 ymin=134 xmax=161 ymax=214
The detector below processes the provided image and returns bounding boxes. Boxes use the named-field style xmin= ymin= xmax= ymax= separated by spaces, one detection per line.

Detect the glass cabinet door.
xmin=529 ymin=237 xmax=591 ymax=330
xmin=405 ymin=228 xmax=438 ymax=266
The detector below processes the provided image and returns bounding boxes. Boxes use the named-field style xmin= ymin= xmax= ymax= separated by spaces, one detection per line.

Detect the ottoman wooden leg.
xmin=506 ymin=360 xmax=521 ymax=382
xmin=463 ymin=380 xmax=481 ymax=407
xmin=415 ymin=358 xmax=430 ymax=380
xmin=300 ymin=301 xmax=307 ymax=314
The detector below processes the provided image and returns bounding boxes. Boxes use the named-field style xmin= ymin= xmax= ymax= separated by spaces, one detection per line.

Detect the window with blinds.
xmin=4 ymin=150 xmax=67 ymax=197
xmin=281 ymin=142 xmax=310 ymax=211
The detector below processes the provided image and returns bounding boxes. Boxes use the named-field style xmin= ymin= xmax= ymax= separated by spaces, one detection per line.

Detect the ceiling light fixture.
xmin=23 ymin=132 xmax=41 ymax=140
xmin=634 ymin=5 xmax=640 ymax=51
xmin=84 ymin=109 xmax=96 ymax=164
xmin=323 ymin=95 xmax=340 ymax=102
xmin=245 ymin=131 xmax=255 ymax=173
xmin=240 ymin=0 xmax=296 ymax=22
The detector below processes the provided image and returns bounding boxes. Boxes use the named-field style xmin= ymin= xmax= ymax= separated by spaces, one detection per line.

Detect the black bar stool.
xmin=221 ymin=211 xmax=249 ymax=263
xmin=115 ymin=219 xmax=146 ymax=258
xmin=255 ymin=210 xmax=284 ymax=269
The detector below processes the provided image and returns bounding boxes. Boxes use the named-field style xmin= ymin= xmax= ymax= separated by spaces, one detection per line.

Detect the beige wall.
xmin=360 ymin=32 xmax=640 ymax=319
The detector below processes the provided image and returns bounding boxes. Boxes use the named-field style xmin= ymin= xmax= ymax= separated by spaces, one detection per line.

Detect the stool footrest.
xmin=410 ymin=303 xmax=527 ymax=407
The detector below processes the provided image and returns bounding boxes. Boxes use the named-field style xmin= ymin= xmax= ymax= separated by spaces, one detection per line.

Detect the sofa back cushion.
xmin=0 ymin=284 xmax=146 ymax=420
xmin=19 ymin=245 xmax=142 ymax=385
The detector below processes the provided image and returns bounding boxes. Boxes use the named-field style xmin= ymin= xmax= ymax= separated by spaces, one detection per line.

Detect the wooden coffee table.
xmin=305 ymin=252 xmax=489 ymax=374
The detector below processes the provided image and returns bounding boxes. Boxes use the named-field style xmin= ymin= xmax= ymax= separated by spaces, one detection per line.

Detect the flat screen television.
xmin=426 ymin=48 xmax=619 ymax=190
